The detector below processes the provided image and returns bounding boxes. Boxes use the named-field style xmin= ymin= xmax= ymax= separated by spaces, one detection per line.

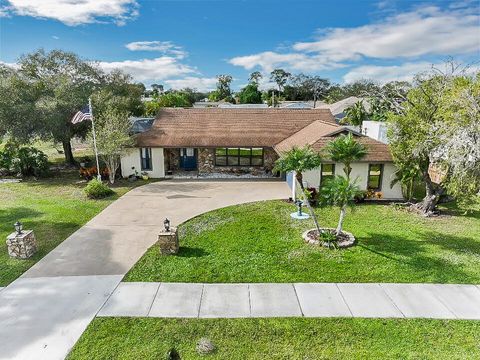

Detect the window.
xmin=140 ymin=148 xmax=152 ymax=171
xmin=368 ymin=164 xmax=383 ymax=190
xmin=320 ymin=164 xmax=335 ymax=186
xmin=215 ymin=147 xmax=264 ymax=166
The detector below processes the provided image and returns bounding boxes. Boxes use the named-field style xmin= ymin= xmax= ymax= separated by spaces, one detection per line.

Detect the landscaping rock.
xmin=196 ymin=338 xmax=215 ymax=355
xmin=302 ymin=228 xmax=356 ymax=248
xmin=157 ymin=227 xmax=179 ymax=254
xmin=6 ymin=230 xmax=37 ymax=259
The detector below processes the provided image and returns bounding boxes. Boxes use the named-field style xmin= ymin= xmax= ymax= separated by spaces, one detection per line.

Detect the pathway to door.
xmin=0 ymin=180 xmax=290 ymax=360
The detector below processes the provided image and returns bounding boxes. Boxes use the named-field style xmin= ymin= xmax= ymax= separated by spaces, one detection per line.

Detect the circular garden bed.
xmin=302 ymin=228 xmax=356 ymax=248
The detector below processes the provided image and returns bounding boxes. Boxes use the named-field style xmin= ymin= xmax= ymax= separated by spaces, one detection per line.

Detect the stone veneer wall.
xmin=197 ymin=147 xmax=278 ymax=175
xmin=164 ymin=148 xmax=180 ymax=171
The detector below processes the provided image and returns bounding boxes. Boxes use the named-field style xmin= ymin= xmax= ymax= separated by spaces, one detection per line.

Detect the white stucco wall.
xmin=302 ymin=162 xmax=403 ymax=200
xmin=363 ymin=121 xmax=388 ymax=144
xmin=120 ymin=147 xmax=165 ymax=178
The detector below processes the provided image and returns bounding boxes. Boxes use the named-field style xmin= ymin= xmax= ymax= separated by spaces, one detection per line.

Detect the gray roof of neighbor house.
xmin=130 ymin=117 xmax=154 ymax=134
xmin=135 ymin=108 xmax=336 ymax=148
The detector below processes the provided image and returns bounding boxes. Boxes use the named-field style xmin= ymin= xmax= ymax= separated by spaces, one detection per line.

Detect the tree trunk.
xmin=62 ymin=140 xmax=76 ymax=166
xmin=296 ymin=172 xmax=304 ymax=191
xmin=413 ymin=169 xmax=443 ymax=216
xmin=336 ymin=205 xmax=347 ymax=236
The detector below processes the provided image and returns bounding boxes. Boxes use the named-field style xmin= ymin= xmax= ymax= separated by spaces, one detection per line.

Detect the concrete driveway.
xmin=0 ymin=180 xmax=289 ymax=360
xmin=23 ymin=180 xmax=290 ymax=278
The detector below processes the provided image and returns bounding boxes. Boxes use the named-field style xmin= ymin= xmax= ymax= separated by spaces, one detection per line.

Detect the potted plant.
xmin=141 ymin=171 xmax=149 ymax=180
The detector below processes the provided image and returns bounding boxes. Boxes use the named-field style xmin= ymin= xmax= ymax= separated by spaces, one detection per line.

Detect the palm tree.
xmin=320 ymin=176 xmax=362 ymax=236
xmin=274 ymin=145 xmax=322 ymax=233
xmin=325 ymin=133 xmax=367 ymax=179
xmin=342 ymin=101 xmax=369 ymax=126
xmin=274 ymin=145 xmax=322 ymax=192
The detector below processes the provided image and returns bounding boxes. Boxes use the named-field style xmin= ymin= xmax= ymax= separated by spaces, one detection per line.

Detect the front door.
xmin=180 ymin=148 xmax=197 ymax=170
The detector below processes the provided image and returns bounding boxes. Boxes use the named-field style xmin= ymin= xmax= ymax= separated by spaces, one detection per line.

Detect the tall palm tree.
xmin=325 ymin=133 xmax=368 ymax=179
xmin=342 ymin=101 xmax=369 ymax=126
xmin=274 ymin=145 xmax=322 ymax=232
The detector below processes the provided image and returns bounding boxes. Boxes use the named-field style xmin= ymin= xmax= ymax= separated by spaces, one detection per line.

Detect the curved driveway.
xmin=1 ymin=180 xmax=289 ymax=360
xmin=24 ymin=180 xmax=290 ymax=277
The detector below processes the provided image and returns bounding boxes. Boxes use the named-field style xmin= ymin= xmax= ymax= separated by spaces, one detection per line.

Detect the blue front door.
xmin=180 ymin=148 xmax=197 ymax=170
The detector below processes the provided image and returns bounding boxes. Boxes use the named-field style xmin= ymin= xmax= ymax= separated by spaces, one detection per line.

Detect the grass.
xmin=126 ymin=200 xmax=480 ymax=284
xmin=67 ymin=317 xmax=480 ymax=359
xmin=0 ymin=139 xmax=152 ymax=286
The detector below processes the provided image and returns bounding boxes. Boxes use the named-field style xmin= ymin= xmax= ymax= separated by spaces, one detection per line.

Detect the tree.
xmin=0 ymin=65 xmax=44 ymax=141
xmin=274 ymin=145 xmax=323 ymax=234
xmin=249 ymin=71 xmax=263 ymax=84
xmin=325 ymin=133 xmax=367 ymax=179
xmin=92 ymin=107 xmax=133 ymax=184
xmin=289 ymin=74 xmax=330 ymax=106
xmin=214 ymin=74 xmax=233 ymax=101
xmin=238 ymin=83 xmax=262 ymax=104
xmin=320 ymin=176 xmax=362 ymax=235
xmin=270 ymin=69 xmax=291 ymax=91
xmin=342 ymin=101 xmax=369 ymax=126
xmin=18 ymin=49 xmax=102 ymax=165
xmin=388 ymin=64 xmax=480 ymax=215
xmin=157 ymin=92 xmax=191 ymax=108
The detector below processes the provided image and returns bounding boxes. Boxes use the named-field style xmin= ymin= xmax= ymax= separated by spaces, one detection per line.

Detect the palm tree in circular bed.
xmin=320 ymin=176 xmax=362 ymax=236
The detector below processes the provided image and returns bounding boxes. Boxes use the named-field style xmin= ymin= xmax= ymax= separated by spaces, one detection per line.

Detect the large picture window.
xmin=215 ymin=147 xmax=264 ymax=167
xmin=368 ymin=164 xmax=383 ymax=190
xmin=320 ymin=163 xmax=335 ymax=186
xmin=140 ymin=148 xmax=152 ymax=171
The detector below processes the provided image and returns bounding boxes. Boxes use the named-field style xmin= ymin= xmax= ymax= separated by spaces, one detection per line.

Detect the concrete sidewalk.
xmin=98 ymin=282 xmax=480 ymax=320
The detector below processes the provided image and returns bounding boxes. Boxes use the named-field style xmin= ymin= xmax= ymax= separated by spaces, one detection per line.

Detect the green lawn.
xmin=67 ymin=317 xmax=480 ymax=360
xmin=0 ymin=170 xmax=146 ymax=286
xmin=126 ymin=200 xmax=480 ymax=284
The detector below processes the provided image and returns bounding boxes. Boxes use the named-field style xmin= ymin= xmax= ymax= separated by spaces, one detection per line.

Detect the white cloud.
xmin=343 ymin=62 xmax=436 ymax=83
xmin=98 ymin=56 xmax=196 ymax=82
xmin=3 ymin=0 xmax=139 ymax=26
xmin=125 ymin=41 xmax=186 ymax=58
xmin=0 ymin=61 xmax=19 ymax=69
xmin=293 ymin=6 xmax=479 ymax=60
xmin=229 ymin=5 xmax=480 ymax=74
xmin=164 ymin=77 xmax=217 ymax=91
xmin=229 ymin=51 xmax=345 ymax=73
xmin=52 ymin=35 xmax=59 ymax=40
xmin=343 ymin=61 xmax=480 ymax=84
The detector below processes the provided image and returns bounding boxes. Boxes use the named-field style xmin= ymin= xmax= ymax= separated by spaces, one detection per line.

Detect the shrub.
xmin=84 ymin=179 xmax=115 ymax=199
xmin=0 ymin=144 xmax=49 ymax=177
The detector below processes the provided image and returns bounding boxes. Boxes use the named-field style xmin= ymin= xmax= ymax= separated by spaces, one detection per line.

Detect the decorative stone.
xmin=157 ymin=227 xmax=179 ymax=254
xmin=302 ymin=228 xmax=356 ymax=248
xmin=6 ymin=230 xmax=37 ymax=259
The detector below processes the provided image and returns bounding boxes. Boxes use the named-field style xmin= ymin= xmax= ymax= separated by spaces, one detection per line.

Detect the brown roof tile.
xmin=136 ymin=108 xmax=336 ymax=148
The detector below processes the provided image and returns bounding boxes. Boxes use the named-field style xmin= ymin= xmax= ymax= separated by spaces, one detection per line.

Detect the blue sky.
xmin=0 ymin=0 xmax=479 ymax=91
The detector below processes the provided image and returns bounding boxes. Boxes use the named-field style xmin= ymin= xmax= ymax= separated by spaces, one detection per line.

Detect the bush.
xmin=84 ymin=179 xmax=115 ymax=199
xmin=0 ymin=144 xmax=49 ymax=177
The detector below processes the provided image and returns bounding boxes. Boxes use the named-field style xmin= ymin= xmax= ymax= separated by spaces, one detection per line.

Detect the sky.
xmin=0 ymin=0 xmax=479 ymax=91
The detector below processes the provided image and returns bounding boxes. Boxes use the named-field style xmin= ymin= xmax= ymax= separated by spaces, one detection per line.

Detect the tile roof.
xmin=135 ymin=108 xmax=336 ymax=148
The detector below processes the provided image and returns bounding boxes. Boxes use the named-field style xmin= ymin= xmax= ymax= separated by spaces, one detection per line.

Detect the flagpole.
xmin=89 ymin=97 xmax=102 ymax=181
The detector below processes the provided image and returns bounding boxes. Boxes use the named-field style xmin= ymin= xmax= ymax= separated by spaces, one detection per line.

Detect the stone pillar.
xmin=6 ymin=230 xmax=37 ymax=259
xmin=157 ymin=227 xmax=179 ymax=254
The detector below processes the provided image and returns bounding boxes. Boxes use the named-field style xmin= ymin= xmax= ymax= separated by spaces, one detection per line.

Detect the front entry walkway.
xmin=0 ymin=180 xmax=290 ymax=360
xmin=98 ymin=282 xmax=480 ymax=320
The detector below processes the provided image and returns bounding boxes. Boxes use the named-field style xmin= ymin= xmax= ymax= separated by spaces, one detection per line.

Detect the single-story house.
xmin=121 ymin=108 xmax=403 ymax=199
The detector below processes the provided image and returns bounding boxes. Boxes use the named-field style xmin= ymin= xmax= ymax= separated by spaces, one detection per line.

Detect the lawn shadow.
xmin=0 ymin=207 xmax=44 ymax=230
xmin=176 ymin=247 xmax=209 ymax=258
xmin=359 ymin=231 xmax=479 ymax=283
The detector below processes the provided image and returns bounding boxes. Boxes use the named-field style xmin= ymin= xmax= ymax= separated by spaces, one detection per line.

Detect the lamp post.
xmin=14 ymin=221 xmax=23 ymax=235
xmin=164 ymin=218 xmax=170 ymax=232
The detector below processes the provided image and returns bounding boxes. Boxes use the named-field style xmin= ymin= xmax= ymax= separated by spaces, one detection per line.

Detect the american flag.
xmin=71 ymin=105 xmax=92 ymax=124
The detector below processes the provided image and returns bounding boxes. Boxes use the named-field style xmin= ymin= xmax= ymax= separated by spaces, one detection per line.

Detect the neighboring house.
xmin=279 ymin=101 xmax=317 ymax=109
xmin=362 ymin=120 xmax=388 ymax=144
xmin=318 ymin=96 xmax=371 ymax=122
xmin=218 ymin=103 xmax=268 ymax=109
xmin=120 ymin=108 xmax=403 ymax=199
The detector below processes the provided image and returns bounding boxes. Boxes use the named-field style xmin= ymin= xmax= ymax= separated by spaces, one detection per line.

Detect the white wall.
xmin=120 ymin=147 xmax=165 ymax=178
xmin=302 ymin=162 xmax=403 ymax=200
xmin=363 ymin=121 xmax=388 ymax=144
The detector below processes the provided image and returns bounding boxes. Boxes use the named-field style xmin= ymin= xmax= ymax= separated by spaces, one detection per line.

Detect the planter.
xmin=142 ymin=175 xmax=149 ymax=180
xmin=302 ymin=228 xmax=356 ymax=248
